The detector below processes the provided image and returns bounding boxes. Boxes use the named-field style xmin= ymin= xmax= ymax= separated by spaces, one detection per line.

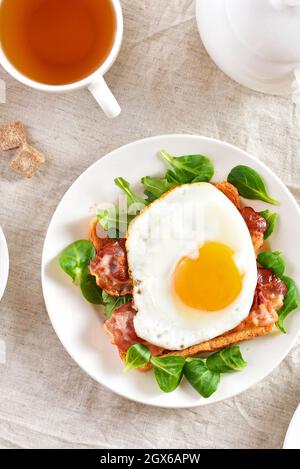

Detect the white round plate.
xmin=42 ymin=134 xmax=300 ymax=408
xmin=284 ymin=405 xmax=300 ymax=449
xmin=0 ymin=226 xmax=9 ymax=302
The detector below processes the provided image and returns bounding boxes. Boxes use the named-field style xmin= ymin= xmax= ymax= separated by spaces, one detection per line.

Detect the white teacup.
xmin=0 ymin=0 xmax=123 ymax=119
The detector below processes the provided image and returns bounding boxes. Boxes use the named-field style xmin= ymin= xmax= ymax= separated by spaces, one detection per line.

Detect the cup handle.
xmin=88 ymin=76 xmax=121 ymax=118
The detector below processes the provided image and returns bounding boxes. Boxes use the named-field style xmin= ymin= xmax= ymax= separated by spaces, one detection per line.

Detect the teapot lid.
xmin=226 ymin=0 xmax=300 ymax=63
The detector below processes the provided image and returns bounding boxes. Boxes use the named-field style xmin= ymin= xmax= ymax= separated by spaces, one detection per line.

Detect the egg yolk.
xmin=173 ymin=241 xmax=242 ymax=312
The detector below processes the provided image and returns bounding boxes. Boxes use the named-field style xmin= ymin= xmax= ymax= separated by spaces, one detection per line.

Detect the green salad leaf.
xmin=206 ymin=346 xmax=247 ymax=373
xmin=97 ymin=207 xmax=134 ymax=238
xmin=255 ymin=251 xmax=299 ymax=333
xmin=165 ymin=169 xmax=180 ymax=184
xmin=141 ymin=176 xmax=176 ymax=200
xmin=124 ymin=345 xmax=247 ymax=398
xmin=125 ymin=344 xmax=151 ymax=372
xmin=59 ymin=240 xmax=96 ymax=286
xmin=276 ymin=276 xmax=299 ymax=333
xmin=59 ymin=240 xmax=105 ymax=305
xmin=59 ymin=238 xmax=134 ymax=308
xmin=114 ymin=177 xmax=147 ymax=211
xmin=160 ymin=150 xmax=214 ymax=184
xmin=257 ymin=251 xmax=285 ymax=278
xmin=184 ymin=358 xmax=220 ymax=398
xmin=150 ymin=355 xmax=185 ymax=393
xmin=144 ymin=190 xmax=157 ymax=203
xmin=259 ymin=210 xmax=279 ymax=240
xmin=102 ymin=292 xmax=132 ymax=319
xmin=97 ymin=207 xmax=117 ymax=233
xmin=80 ymin=267 xmax=103 ymax=305
xmin=227 ymin=165 xmax=279 ymax=205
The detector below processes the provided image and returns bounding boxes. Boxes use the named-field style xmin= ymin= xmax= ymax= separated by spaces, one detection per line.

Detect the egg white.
xmin=126 ymin=183 xmax=257 ymax=351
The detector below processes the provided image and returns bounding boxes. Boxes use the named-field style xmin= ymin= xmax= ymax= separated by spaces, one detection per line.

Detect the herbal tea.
xmin=0 ymin=0 xmax=116 ymax=85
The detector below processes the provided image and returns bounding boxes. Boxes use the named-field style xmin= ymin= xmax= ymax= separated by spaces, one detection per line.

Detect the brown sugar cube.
xmin=0 ymin=121 xmax=27 ymax=151
xmin=9 ymin=144 xmax=45 ymax=178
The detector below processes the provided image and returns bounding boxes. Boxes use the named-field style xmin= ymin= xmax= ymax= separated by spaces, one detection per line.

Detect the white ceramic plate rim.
xmin=42 ymin=134 xmax=300 ymax=408
xmin=0 ymin=226 xmax=9 ymax=302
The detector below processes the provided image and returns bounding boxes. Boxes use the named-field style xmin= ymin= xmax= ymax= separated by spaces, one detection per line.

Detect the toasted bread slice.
xmin=161 ymin=324 xmax=272 ymax=357
xmin=215 ymin=182 xmax=241 ymax=210
xmin=118 ymin=323 xmax=273 ymax=371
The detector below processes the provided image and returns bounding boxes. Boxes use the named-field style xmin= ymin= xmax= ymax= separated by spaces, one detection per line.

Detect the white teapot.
xmin=196 ymin=0 xmax=300 ymax=108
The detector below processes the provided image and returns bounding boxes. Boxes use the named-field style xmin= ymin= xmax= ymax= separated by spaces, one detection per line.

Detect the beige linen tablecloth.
xmin=0 ymin=0 xmax=300 ymax=449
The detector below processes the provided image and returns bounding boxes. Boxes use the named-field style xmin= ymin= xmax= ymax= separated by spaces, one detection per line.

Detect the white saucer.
xmin=0 ymin=226 xmax=9 ymax=301
xmin=284 ymin=404 xmax=300 ymax=449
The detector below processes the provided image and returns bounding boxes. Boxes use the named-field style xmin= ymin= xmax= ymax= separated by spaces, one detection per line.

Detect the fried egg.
xmin=126 ymin=183 xmax=257 ymax=350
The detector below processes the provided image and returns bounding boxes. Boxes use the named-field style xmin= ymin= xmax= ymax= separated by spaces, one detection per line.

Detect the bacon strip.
xmin=88 ymin=218 xmax=112 ymax=252
xmin=245 ymin=268 xmax=287 ymax=327
xmin=90 ymin=239 xmax=133 ymax=297
xmin=89 ymin=218 xmax=133 ymax=297
xmin=104 ymin=302 xmax=164 ymax=355
xmin=215 ymin=182 xmax=268 ymax=253
xmin=240 ymin=207 xmax=267 ymax=253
